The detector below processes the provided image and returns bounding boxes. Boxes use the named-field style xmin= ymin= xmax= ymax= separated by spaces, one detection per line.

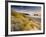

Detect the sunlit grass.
xmin=11 ymin=11 xmax=41 ymax=31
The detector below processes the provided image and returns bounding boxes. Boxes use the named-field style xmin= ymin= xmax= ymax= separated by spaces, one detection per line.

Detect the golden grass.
xmin=11 ymin=11 xmax=41 ymax=31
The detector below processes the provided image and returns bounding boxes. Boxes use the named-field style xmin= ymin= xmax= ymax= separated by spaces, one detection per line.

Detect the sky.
xmin=11 ymin=5 xmax=41 ymax=17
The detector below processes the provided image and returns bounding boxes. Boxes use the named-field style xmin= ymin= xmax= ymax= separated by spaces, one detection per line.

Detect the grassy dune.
xmin=11 ymin=11 xmax=41 ymax=31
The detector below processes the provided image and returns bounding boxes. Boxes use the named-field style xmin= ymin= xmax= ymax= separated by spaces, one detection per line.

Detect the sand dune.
xmin=11 ymin=11 xmax=41 ymax=31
